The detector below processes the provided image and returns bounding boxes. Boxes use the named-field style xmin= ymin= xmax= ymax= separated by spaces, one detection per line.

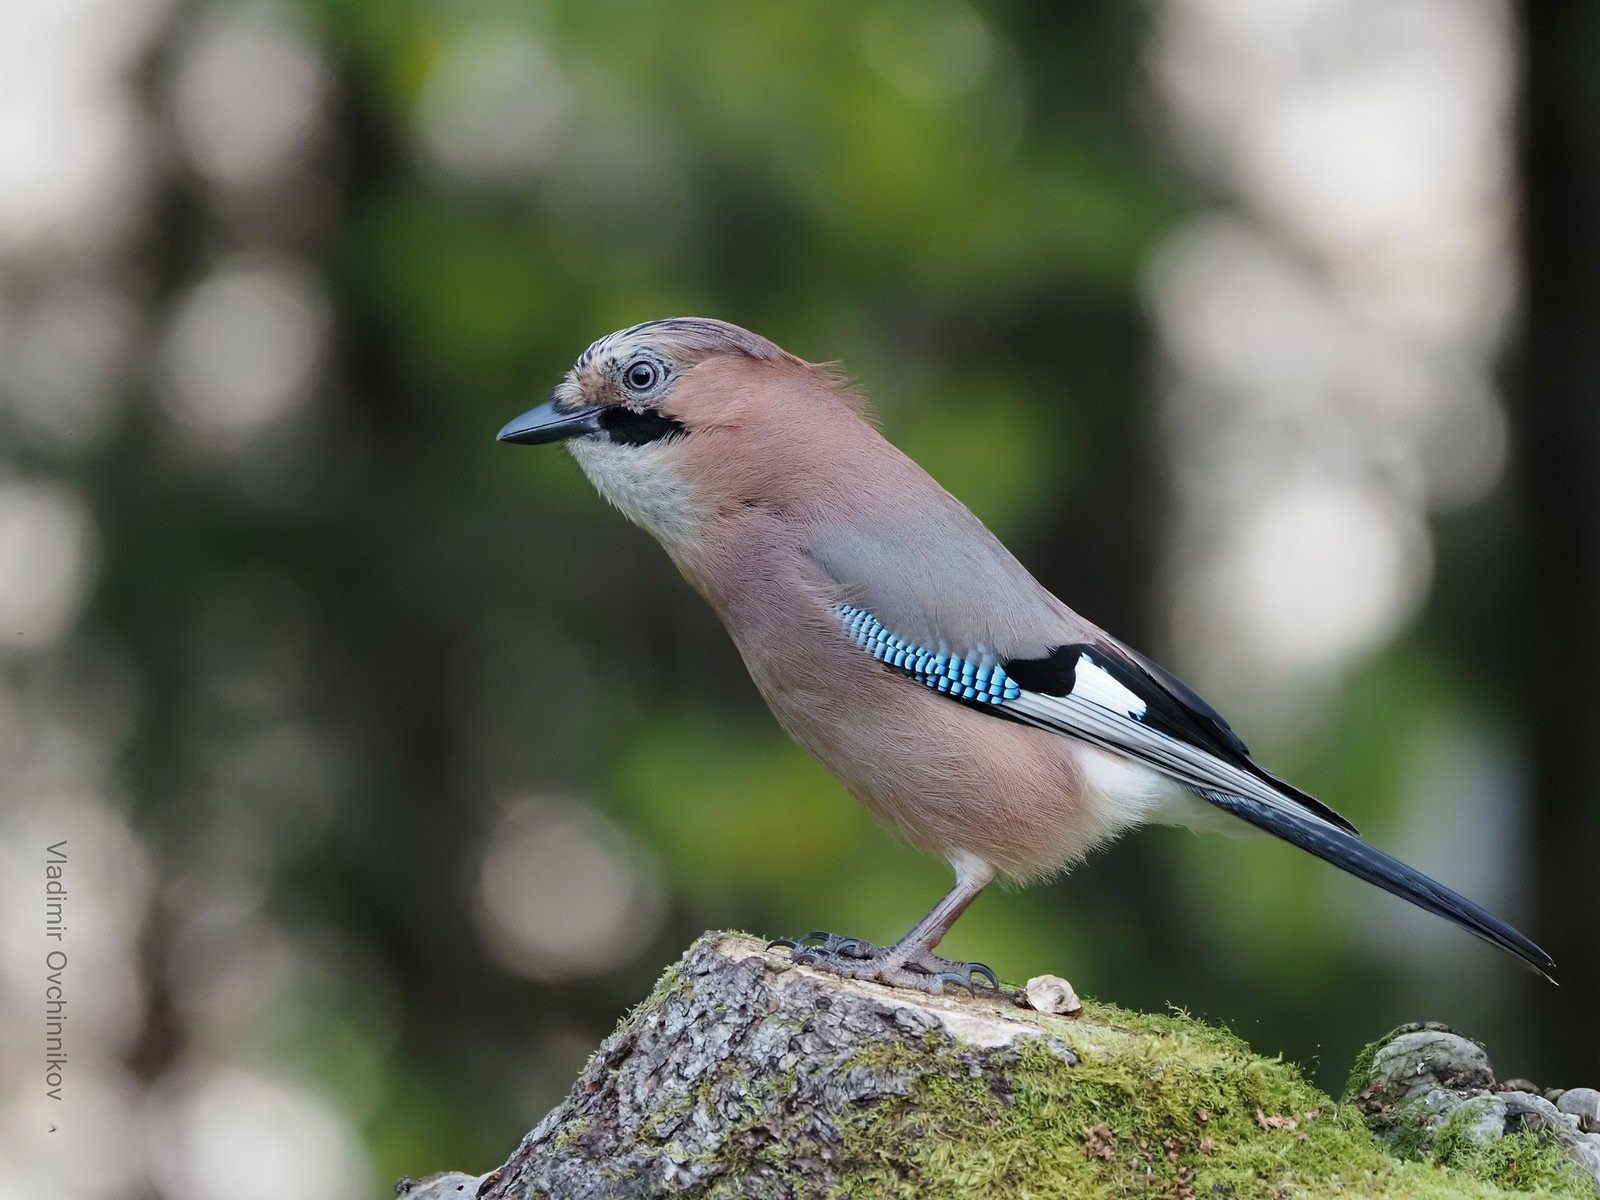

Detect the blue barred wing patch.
xmin=833 ymin=604 xmax=1021 ymax=704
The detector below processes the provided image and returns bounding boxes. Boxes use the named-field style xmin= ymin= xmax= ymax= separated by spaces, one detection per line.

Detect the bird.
xmin=498 ymin=317 xmax=1554 ymax=993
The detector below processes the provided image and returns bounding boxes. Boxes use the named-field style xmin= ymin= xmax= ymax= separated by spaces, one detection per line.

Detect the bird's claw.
xmin=769 ymin=930 xmax=873 ymax=960
xmin=767 ymin=931 xmax=1001 ymax=996
xmin=767 ymin=932 xmax=841 ymax=952
xmin=965 ymin=961 xmax=1001 ymax=989
xmin=920 ymin=960 xmax=1000 ymax=993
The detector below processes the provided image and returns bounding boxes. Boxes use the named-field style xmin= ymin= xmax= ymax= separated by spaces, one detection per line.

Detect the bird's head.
xmin=498 ymin=318 xmax=865 ymax=550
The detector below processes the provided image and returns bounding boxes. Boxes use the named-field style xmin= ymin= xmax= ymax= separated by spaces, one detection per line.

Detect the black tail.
xmin=1193 ymin=788 xmax=1556 ymax=981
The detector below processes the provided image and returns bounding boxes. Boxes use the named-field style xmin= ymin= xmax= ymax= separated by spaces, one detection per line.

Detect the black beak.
xmin=496 ymin=399 xmax=605 ymax=445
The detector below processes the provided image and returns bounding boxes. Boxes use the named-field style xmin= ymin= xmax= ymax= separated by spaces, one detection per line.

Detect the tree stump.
xmin=394 ymin=933 xmax=1596 ymax=1199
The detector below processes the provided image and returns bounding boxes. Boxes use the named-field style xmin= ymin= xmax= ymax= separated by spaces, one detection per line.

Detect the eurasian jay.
xmin=498 ymin=317 xmax=1553 ymax=993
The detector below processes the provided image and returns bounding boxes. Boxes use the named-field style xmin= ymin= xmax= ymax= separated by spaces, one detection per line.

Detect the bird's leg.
xmin=768 ymin=870 xmax=998 ymax=994
xmin=880 ymin=878 xmax=1000 ymax=988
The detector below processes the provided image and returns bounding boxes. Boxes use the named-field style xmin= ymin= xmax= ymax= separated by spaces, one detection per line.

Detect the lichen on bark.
xmin=396 ymin=933 xmax=1595 ymax=1199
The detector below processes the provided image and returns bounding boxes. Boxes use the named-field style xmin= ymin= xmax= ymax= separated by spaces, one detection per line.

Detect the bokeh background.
xmin=2 ymin=0 xmax=1596 ymax=1195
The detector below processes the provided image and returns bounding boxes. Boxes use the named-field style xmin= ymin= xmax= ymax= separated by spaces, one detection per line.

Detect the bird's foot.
xmin=767 ymin=930 xmax=876 ymax=959
xmin=767 ymin=931 xmax=1000 ymax=995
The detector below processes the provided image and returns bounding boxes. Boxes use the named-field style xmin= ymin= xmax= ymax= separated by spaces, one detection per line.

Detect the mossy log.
xmin=395 ymin=933 xmax=1594 ymax=1199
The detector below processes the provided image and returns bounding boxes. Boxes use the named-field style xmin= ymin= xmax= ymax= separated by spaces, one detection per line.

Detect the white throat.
xmin=567 ymin=438 xmax=699 ymax=551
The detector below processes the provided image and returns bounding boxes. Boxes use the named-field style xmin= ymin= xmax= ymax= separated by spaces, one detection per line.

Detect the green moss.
xmin=1423 ymin=1104 xmax=1593 ymax=1195
xmin=1384 ymin=1101 xmax=1441 ymax=1164
xmin=627 ymin=940 xmax=1591 ymax=1199
xmin=1442 ymin=1130 xmax=1593 ymax=1194
xmin=826 ymin=998 xmax=1590 ymax=1200
xmin=632 ymin=952 xmax=692 ymax=1016
xmin=1343 ymin=1025 xmax=1406 ymax=1102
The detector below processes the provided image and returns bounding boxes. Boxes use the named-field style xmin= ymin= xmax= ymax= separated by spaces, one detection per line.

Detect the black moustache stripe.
xmin=600 ymin=407 xmax=687 ymax=446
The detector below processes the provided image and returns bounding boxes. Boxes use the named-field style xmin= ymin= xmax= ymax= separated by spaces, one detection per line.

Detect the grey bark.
xmin=394 ymin=933 xmax=1079 ymax=1200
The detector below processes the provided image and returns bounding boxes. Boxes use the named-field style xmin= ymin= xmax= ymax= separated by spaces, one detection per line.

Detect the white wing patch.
xmin=1005 ymin=668 xmax=1348 ymax=837
xmin=1071 ymin=657 xmax=1147 ymax=718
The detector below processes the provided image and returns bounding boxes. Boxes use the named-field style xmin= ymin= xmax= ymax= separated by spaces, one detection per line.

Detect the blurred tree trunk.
xmin=1513 ymin=1 xmax=1600 ymax=1078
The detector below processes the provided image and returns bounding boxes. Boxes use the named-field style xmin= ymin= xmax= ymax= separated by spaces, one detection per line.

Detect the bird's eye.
xmin=624 ymin=360 xmax=660 ymax=392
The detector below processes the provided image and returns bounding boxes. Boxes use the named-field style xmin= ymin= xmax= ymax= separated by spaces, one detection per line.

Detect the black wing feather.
xmin=1005 ymin=638 xmax=1360 ymax=836
xmin=1194 ymin=788 xmax=1556 ymax=979
xmin=1101 ymin=635 xmax=1250 ymax=756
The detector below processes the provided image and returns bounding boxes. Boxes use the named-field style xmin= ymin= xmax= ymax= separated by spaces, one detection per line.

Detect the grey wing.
xmin=804 ymin=505 xmax=1352 ymax=832
xmin=804 ymin=496 xmax=1092 ymax=662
